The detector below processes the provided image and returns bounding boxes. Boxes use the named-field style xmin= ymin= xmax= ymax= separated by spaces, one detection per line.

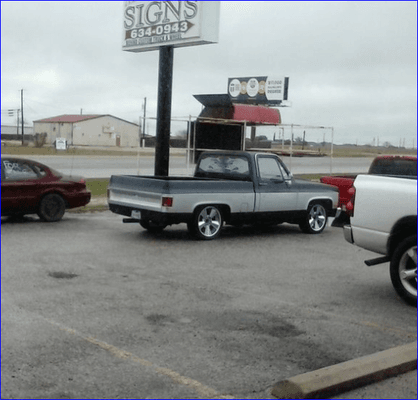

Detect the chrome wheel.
xmin=300 ymin=203 xmax=327 ymax=234
xmin=390 ymin=236 xmax=417 ymax=306
xmin=193 ymin=206 xmax=223 ymax=240
xmin=398 ymin=245 xmax=417 ymax=298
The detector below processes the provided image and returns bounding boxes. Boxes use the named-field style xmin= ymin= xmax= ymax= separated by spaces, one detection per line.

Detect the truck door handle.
xmin=259 ymin=183 xmax=267 ymax=186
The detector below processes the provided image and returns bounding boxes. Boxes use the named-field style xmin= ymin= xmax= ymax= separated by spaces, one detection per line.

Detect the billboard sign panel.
xmin=123 ymin=1 xmax=220 ymax=52
xmin=228 ymin=76 xmax=289 ymax=105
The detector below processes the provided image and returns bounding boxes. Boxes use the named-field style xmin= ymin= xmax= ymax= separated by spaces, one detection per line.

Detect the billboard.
xmin=228 ymin=76 xmax=289 ymax=105
xmin=123 ymin=1 xmax=220 ymax=52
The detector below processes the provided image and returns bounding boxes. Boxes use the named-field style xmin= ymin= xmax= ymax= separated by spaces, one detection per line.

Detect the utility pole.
xmin=21 ymin=89 xmax=24 ymax=145
xmin=302 ymin=130 xmax=306 ymax=150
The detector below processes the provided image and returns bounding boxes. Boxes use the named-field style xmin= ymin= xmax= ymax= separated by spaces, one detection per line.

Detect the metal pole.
xmin=186 ymin=115 xmax=191 ymax=173
xmin=142 ymin=97 xmax=147 ymax=148
xmin=290 ymin=124 xmax=293 ymax=171
xmin=154 ymin=46 xmax=174 ymax=176
xmin=21 ymin=89 xmax=24 ymax=145
xmin=330 ymin=128 xmax=334 ymax=174
xmin=243 ymin=122 xmax=247 ymax=151
xmin=193 ymin=119 xmax=197 ymax=164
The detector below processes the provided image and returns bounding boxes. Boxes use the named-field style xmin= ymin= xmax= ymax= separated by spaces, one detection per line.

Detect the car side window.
xmin=3 ymin=160 xmax=39 ymax=181
xmin=258 ymin=157 xmax=284 ymax=180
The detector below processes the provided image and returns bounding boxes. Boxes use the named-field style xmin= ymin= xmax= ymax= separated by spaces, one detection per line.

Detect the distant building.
xmin=33 ymin=114 xmax=140 ymax=147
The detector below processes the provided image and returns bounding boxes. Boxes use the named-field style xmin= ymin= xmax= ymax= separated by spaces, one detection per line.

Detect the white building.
xmin=33 ymin=114 xmax=141 ymax=147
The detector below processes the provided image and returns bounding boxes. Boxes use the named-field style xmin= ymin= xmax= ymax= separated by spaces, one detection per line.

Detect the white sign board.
xmin=228 ymin=76 xmax=289 ymax=105
xmin=55 ymin=138 xmax=67 ymax=151
xmin=123 ymin=1 xmax=220 ymax=53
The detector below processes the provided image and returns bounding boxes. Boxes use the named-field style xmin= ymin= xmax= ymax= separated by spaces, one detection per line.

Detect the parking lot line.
xmin=46 ymin=318 xmax=234 ymax=399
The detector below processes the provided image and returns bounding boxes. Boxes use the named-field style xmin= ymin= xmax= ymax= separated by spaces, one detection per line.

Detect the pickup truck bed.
xmin=109 ymin=175 xmax=255 ymax=226
xmin=321 ymin=155 xmax=417 ymax=220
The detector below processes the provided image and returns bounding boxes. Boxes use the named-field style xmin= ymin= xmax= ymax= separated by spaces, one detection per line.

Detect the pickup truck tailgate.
xmin=108 ymin=175 xmax=171 ymax=212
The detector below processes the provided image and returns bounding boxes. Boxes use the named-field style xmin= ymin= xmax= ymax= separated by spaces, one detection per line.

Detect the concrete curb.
xmin=271 ymin=342 xmax=417 ymax=399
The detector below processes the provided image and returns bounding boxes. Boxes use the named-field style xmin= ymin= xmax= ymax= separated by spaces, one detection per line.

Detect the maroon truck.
xmin=320 ymin=155 xmax=417 ymax=223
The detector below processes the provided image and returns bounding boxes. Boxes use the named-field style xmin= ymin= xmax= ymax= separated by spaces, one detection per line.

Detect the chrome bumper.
xmin=343 ymin=224 xmax=354 ymax=244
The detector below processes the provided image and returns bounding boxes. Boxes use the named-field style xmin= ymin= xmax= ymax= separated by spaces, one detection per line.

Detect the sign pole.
xmin=154 ymin=46 xmax=174 ymax=176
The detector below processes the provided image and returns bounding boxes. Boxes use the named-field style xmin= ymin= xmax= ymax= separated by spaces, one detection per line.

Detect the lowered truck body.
xmin=108 ymin=151 xmax=339 ymax=240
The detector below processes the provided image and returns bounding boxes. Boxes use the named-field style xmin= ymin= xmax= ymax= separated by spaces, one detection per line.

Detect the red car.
xmin=1 ymin=157 xmax=91 ymax=221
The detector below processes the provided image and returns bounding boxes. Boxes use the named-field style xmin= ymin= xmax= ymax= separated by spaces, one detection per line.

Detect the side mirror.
xmin=270 ymin=177 xmax=284 ymax=184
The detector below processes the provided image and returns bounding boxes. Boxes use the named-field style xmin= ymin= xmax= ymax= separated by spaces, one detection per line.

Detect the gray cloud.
xmin=1 ymin=1 xmax=416 ymax=146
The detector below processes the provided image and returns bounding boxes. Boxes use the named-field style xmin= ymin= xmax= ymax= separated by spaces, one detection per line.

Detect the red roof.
xmin=34 ymin=114 xmax=104 ymax=123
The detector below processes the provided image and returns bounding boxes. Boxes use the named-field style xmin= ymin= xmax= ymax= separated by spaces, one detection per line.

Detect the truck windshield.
xmin=196 ymin=155 xmax=251 ymax=181
xmin=369 ymin=158 xmax=417 ymax=177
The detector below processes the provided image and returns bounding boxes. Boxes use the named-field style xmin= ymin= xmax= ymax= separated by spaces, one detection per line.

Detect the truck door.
xmin=255 ymin=155 xmax=298 ymax=212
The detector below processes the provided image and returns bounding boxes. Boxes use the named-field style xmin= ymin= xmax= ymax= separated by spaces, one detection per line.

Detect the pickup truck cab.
xmin=108 ymin=151 xmax=339 ymax=240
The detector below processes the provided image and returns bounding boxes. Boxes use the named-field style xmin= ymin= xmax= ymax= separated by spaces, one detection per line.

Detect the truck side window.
xmin=258 ymin=157 xmax=284 ymax=180
xmin=277 ymin=159 xmax=292 ymax=179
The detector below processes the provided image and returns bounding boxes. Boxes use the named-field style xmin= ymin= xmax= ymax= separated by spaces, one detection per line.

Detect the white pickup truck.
xmin=343 ymin=174 xmax=417 ymax=306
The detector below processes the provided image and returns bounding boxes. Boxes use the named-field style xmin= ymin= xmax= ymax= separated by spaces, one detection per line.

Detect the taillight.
xmin=346 ymin=187 xmax=355 ymax=217
xmin=162 ymin=197 xmax=173 ymax=207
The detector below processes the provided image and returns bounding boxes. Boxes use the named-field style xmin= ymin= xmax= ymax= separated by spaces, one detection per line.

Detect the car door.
xmin=255 ymin=155 xmax=298 ymax=212
xmin=1 ymin=159 xmax=42 ymax=214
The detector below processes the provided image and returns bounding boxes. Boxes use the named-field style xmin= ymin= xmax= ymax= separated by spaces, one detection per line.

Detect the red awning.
xmin=198 ymin=104 xmax=281 ymax=126
xmin=230 ymin=104 xmax=281 ymax=125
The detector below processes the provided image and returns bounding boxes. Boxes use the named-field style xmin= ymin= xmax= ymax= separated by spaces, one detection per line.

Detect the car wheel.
xmin=37 ymin=193 xmax=66 ymax=222
xmin=299 ymin=202 xmax=327 ymax=234
xmin=390 ymin=236 xmax=417 ymax=306
xmin=140 ymin=220 xmax=166 ymax=233
xmin=190 ymin=205 xmax=223 ymax=240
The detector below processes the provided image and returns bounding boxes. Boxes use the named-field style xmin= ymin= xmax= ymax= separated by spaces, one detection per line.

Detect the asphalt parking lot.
xmin=1 ymin=211 xmax=416 ymax=399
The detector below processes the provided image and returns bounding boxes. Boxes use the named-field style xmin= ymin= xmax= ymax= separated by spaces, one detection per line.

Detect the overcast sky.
xmin=1 ymin=1 xmax=416 ymax=146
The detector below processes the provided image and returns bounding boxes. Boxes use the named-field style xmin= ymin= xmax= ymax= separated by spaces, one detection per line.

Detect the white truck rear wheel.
xmin=390 ymin=236 xmax=417 ymax=306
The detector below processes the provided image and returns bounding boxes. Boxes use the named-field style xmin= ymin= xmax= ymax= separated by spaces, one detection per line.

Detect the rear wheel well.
xmin=39 ymin=191 xmax=68 ymax=208
xmin=193 ymin=204 xmax=231 ymax=222
xmin=388 ymin=216 xmax=417 ymax=257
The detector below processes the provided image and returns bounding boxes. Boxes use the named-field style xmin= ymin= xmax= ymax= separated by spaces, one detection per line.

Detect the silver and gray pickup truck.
xmin=108 ymin=151 xmax=340 ymax=240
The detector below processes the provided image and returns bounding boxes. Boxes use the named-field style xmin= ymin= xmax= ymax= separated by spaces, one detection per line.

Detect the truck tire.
xmin=390 ymin=236 xmax=417 ymax=306
xmin=189 ymin=205 xmax=223 ymax=240
xmin=37 ymin=193 xmax=66 ymax=222
xmin=299 ymin=202 xmax=328 ymax=234
xmin=140 ymin=220 xmax=166 ymax=233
